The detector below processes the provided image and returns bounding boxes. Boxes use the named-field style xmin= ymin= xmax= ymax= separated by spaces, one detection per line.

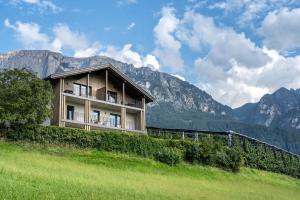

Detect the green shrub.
xmin=214 ymin=147 xmax=243 ymax=172
xmin=184 ymin=136 xmax=222 ymax=165
xmin=232 ymin=135 xmax=300 ymax=178
xmin=154 ymin=147 xmax=182 ymax=166
xmin=0 ymin=125 xmax=243 ymax=172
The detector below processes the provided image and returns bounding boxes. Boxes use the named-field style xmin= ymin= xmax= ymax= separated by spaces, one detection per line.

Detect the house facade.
xmin=47 ymin=64 xmax=154 ymax=133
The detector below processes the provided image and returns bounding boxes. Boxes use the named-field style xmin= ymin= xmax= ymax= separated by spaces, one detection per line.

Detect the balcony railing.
xmin=90 ymin=115 xmax=121 ymax=128
xmin=124 ymin=98 xmax=142 ymax=108
xmin=64 ymin=90 xmax=142 ymax=109
xmin=66 ymin=111 xmax=84 ymax=122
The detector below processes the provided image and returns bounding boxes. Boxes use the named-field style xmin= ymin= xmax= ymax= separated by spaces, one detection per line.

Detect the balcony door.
xmin=66 ymin=105 xmax=74 ymax=121
xmin=108 ymin=91 xmax=117 ymax=103
xmin=73 ymin=83 xmax=92 ymax=97
xmin=91 ymin=110 xmax=100 ymax=124
xmin=110 ymin=114 xmax=120 ymax=128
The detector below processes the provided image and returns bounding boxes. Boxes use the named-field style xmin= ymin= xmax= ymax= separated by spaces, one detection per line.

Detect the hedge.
xmin=232 ymin=135 xmax=300 ymax=178
xmin=0 ymin=125 xmax=242 ymax=171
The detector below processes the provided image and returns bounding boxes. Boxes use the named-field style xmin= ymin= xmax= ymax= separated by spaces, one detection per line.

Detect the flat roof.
xmin=47 ymin=63 xmax=154 ymax=103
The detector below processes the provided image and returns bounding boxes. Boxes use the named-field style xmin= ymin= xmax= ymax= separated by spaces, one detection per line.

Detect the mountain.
xmin=234 ymin=87 xmax=300 ymax=130
xmin=0 ymin=50 xmax=234 ymax=127
xmin=1 ymin=50 xmax=300 ymax=154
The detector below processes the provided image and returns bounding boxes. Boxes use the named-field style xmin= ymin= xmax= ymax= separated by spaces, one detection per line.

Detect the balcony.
xmin=66 ymin=111 xmax=84 ymax=122
xmin=64 ymin=89 xmax=142 ymax=109
xmin=90 ymin=115 xmax=121 ymax=128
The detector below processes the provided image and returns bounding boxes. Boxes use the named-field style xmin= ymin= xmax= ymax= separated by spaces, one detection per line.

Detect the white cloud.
xmin=176 ymin=10 xmax=270 ymax=69
xmin=259 ymin=7 xmax=300 ymax=53
xmin=4 ymin=18 xmax=59 ymax=51
xmin=153 ymin=6 xmax=184 ymax=69
xmin=127 ymin=22 xmax=135 ymax=30
xmin=100 ymin=44 xmax=160 ymax=70
xmin=4 ymin=19 xmax=159 ymax=68
xmin=208 ymin=0 xmax=298 ymax=26
xmin=9 ymin=0 xmax=62 ymax=13
xmin=4 ymin=19 xmax=100 ymax=57
xmin=52 ymin=24 xmax=101 ymax=57
xmin=157 ymin=7 xmax=300 ymax=108
xmin=195 ymin=47 xmax=300 ymax=108
xmin=171 ymin=74 xmax=186 ymax=81
xmin=116 ymin=0 xmax=137 ymax=6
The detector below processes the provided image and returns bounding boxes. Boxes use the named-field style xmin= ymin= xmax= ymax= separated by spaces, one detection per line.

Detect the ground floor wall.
xmin=58 ymin=98 xmax=143 ymax=132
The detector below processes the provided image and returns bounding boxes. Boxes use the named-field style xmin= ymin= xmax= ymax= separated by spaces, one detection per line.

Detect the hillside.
xmin=1 ymin=50 xmax=300 ymax=154
xmin=0 ymin=140 xmax=299 ymax=200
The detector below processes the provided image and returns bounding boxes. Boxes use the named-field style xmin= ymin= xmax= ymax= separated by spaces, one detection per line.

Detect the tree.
xmin=0 ymin=68 xmax=53 ymax=127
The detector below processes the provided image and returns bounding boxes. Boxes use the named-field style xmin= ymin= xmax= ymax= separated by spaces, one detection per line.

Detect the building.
xmin=47 ymin=64 xmax=154 ymax=133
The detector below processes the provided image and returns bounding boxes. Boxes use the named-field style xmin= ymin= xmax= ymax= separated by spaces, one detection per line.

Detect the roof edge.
xmin=47 ymin=64 xmax=154 ymax=102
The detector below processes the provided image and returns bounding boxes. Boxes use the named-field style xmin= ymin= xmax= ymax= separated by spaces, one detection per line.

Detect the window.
xmin=108 ymin=91 xmax=117 ymax=103
xmin=91 ymin=110 xmax=100 ymax=123
xmin=73 ymin=84 xmax=80 ymax=96
xmin=67 ymin=105 xmax=74 ymax=120
xmin=110 ymin=114 xmax=120 ymax=127
xmin=73 ymin=83 xmax=92 ymax=97
xmin=81 ymin=85 xmax=87 ymax=96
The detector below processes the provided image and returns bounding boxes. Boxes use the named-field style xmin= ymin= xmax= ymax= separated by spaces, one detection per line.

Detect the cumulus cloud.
xmin=153 ymin=7 xmax=184 ymax=69
xmin=4 ymin=18 xmax=59 ymax=51
xmin=176 ymin=10 xmax=270 ymax=69
xmin=4 ymin=19 xmax=160 ymax=68
xmin=208 ymin=0 xmax=298 ymax=26
xmin=195 ymin=47 xmax=300 ymax=108
xmin=9 ymin=0 xmax=62 ymax=13
xmin=259 ymin=7 xmax=300 ymax=53
xmin=156 ymin=7 xmax=300 ymax=108
xmin=52 ymin=24 xmax=101 ymax=57
xmin=4 ymin=19 xmax=100 ymax=57
xmin=100 ymin=44 xmax=160 ymax=70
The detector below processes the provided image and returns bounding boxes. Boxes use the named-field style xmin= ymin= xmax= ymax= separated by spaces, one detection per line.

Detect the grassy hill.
xmin=0 ymin=140 xmax=299 ymax=200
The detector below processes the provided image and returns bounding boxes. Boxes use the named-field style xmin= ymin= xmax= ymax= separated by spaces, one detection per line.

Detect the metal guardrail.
xmin=146 ymin=126 xmax=300 ymax=158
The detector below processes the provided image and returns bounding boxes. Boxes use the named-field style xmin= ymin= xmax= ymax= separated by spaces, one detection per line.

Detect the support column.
xmin=141 ymin=97 xmax=146 ymax=131
xmin=87 ymin=73 xmax=90 ymax=97
xmin=60 ymin=78 xmax=65 ymax=127
xmin=84 ymin=100 xmax=91 ymax=131
xmin=122 ymin=82 xmax=125 ymax=105
xmin=105 ymin=70 xmax=108 ymax=101
xmin=62 ymin=94 xmax=66 ymax=127
xmin=121 ymin=107 xmax=126 ymax=129
xmin=58 ymin=78 xmax=62 ymax=126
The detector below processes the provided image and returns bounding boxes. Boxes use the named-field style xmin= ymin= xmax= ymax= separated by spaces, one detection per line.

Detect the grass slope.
xmin=0 ymin=140 xmax=299 ymax=200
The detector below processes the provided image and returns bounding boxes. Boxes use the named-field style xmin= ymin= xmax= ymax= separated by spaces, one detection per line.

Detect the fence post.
xmin=195 ymin=133 xmax=199 ymax=142
xmin=182 ymin=131 xmax=185 ymax=140
xmin=228 ymin=132 xmax=232 ymax=147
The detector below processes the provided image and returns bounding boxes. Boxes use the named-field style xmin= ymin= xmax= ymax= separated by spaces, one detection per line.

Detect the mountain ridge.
xmin=234 ymin=87 xmax=300 ymax=130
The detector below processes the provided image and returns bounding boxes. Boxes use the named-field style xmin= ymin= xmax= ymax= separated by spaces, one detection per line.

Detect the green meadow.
xmin=0 ymin=140 xmax=299 ymax=200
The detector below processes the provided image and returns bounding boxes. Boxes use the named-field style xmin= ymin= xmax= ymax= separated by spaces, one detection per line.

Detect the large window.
xmin=66 ymin=105 xmax=74 ymax=120
xmin=73 ymin=83 xmax=92 ymax=97
xmin=110 ymin=114 xmax=120 ymax=128
xmin=108 ymin=91 xmax=117 ymax=103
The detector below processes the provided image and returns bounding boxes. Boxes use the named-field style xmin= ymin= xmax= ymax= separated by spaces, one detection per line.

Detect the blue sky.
xmin=1 ymin=0 xmax=300 ymax=108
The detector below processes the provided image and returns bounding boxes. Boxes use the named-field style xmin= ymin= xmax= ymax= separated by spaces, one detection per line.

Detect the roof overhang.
xmin=46 ymin=64 xmax=154 ymax=103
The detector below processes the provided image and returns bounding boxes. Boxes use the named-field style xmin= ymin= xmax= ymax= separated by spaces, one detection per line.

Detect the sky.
xmin=1 ymin=0 xmax=300 ymax=108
